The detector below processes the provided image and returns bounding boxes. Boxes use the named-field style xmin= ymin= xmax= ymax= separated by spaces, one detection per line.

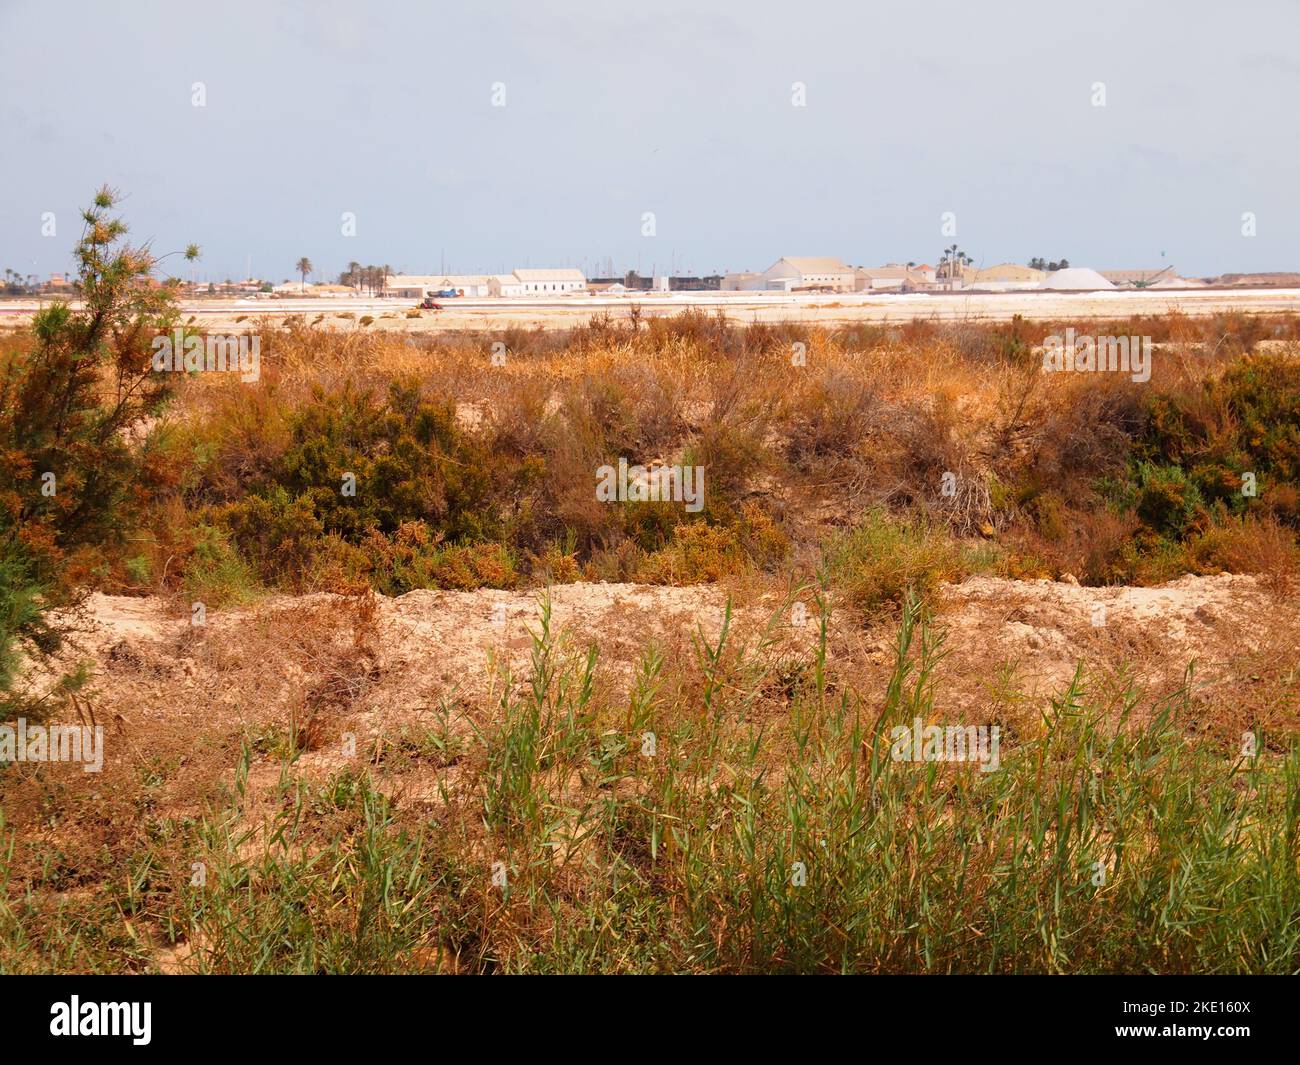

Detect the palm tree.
xmin=295 ymin=257 xmax=313 ymax=293
xmin=347 ymin=260 xmax=361 ymax=293
xmin=939 ymin=244 xmax=957 ymax=281
xmin=938 ymin=245 xmax=974 ymax=285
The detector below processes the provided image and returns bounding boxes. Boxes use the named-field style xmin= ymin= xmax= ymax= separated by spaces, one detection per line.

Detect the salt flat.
xmin=4 ymin=287 xmax=1300 ymax=332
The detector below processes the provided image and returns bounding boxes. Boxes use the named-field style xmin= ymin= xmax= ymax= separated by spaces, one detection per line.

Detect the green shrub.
xmin=0 ymin=187 xmax=192 ymax=716
xmin=1133 ymin=462 xmax=1205 ymax=537
xmin=825 ymin=508 xmax=975 ymax=613
xmin=1138 ymin=353 xmax=1300 ymax=524
xmin=181 ymin=525 xmax=261 ymax=606
xmin=217 ymin=486 xmax=324 ymax=588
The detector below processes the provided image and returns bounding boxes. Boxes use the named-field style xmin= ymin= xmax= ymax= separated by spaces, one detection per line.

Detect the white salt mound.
xmin=1037 ymin=267 xmax=1117 ymax=291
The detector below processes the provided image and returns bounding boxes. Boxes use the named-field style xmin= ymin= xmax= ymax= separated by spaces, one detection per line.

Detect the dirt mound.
xmin=6 ymin=572 xmax=1290 ymax=842
xmin=941 ymin=572 xmax=1277 ymax=691
xmin=43 ymin=583 xmax=735 ymax=743
xmin=44 ymin=573 xmax=1293 ymax=735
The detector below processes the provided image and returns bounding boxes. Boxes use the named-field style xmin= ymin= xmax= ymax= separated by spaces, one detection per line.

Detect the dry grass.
xmin=3 ymin=588 xmax=1299 ymax=973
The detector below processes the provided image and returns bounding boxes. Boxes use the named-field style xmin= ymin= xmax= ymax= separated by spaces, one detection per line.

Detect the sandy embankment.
xmin=41 ymin=573 xmax=1295 ymax=752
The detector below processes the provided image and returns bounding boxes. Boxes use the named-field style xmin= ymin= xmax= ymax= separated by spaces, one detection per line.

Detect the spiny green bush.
xmin=200 ymin=379 xmax=530 ymax=590
xmin=1138 ymin=352 xmax=1300 ymax=526
xmin=0 ymin=187 xmax=194 ymax=717
xmin=1132 ymin=461 xmax=1206 ymax=537
xmin=271 ymin=378 xmax=504 ymax=542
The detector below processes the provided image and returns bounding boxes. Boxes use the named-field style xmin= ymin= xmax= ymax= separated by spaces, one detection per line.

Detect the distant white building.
xmin=433 ymin=274 xmax=493 ymax=297
xmin=384 ymin=274 xmax=493 ymax=298
xmin=761 ymin=257 xmax=855 ymax=293
xmin=721 ymin=271 xmax=763 ymax=291
xmin=510 ymin=268 xmax=587 ymax=295
xmin=854 ymin=266 xmax=910 ymax=291
xmin=853 ymin=265 xmax=941 ymax=292
xmin=488 ymin=274 xmax=525 ymax=297
xmin=721 ymin=258 xmax=855 ymax=293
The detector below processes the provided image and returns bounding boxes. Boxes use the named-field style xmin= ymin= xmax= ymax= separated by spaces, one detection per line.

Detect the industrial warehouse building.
xmin=488 ymin=274 xmax=525 ymax=297
xmin=510 ymin=268 xmax=587 ymax=294
xmin=384 ymin=275 xmax=493 ymax=298
xmin=722 ymin=257 xmax=856 ymax=293
xmin=385 ymin=269 xmax=586 ymax=298
xmin=720 ymin=271 xmax=763 ymax=291
xmin=854 ymin=265 xmax=938 ymax=291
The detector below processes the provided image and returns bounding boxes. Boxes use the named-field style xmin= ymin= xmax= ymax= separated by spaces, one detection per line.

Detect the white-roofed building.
xmin=854 ymin=265 xmax=940 ymax=292
xmin=721 ymin=271 xmax=764 ymax=291
xmin=509 ymin=268 xmax=587 ymax=295
xmin=488 ymin=274 xmax=525 ymax=297
xmin=384 ymin=275 xmax=438 ymax=298
xmin=384 ymin=274 xmax=494 ymax=298
xmin=761 ymin=257 xmax=855 ymax=293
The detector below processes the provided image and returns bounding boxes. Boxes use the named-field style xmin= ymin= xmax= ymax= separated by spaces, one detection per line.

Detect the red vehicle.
xmin=417 ymin=297 xmax=441 ymax=310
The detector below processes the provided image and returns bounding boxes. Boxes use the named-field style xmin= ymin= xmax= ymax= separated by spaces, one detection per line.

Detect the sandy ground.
xmin=37 ymin=574 xmax=1297 ymax=767
xmin=5 ymin=288 xmax=1300 ymax=332
xmin=0 ymin=571 xmax=1287 ymax=871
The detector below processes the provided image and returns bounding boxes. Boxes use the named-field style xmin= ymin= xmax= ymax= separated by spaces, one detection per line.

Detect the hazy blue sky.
xmin=2 ymin=0 xmax=1297 ymax=282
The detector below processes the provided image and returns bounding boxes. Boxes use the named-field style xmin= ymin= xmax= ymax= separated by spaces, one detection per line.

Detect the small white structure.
xmin=434 ymin=274 xmax=493 ymax=297
xmin=384 ymin=274 xmax=494 ymax=298
xmin=721 ymin=271 xmax=763 ymax=291
xmin=384 ymin=275 xmax=436 ymax=298
xmin=488 ymin=274 xmax=526 ymax=297
xmin=652 ymin=275 xmax=670 ymax=292
xmin=854 ymin=266 xmax=910 ymax=291
xmin=855 ymin=265 xmax=940 ymax=292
